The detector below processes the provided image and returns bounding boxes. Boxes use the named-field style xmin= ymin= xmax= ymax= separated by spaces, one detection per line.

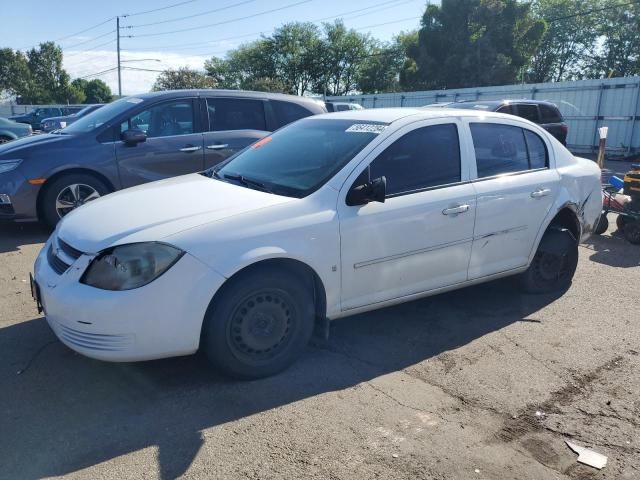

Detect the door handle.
xmin=442 ymin=204 xmax=470 ymax=215
xmin=180 ymin=145 xmax=202 ymax=153
xmin=530 ymin=188 xmax=551 ymax=198
xmin=207 ymin=144 xmax=229 ymax=150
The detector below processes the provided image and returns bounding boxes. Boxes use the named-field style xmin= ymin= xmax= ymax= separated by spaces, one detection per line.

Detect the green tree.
xmin=204 ymin=56 xmax=240 ymax=89
xmin=23 ymin=42 xmax=73 ymax=103
xmin=84 ymin=79 xmax=112 ymax=103
xmin=528 ymin=0 xmax=599 ymax=82
xmin=588 ymin=0 xmax=640 ymax=78
xmin=0 ymin=48 xmax=29 ymax=98
xmin=357 ymin=33 xmax=415 ymax=94
xmin=402 ymin=0 xmax=545 ymax=90
xmin=152 ymin=67 xmax=217 ymax=91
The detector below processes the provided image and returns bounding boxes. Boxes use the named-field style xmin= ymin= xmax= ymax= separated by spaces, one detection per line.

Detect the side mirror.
xmin=121 ymin=128 xmax=147 ymax=146
xmin=346 ymin=176 xmax=387 ymax=206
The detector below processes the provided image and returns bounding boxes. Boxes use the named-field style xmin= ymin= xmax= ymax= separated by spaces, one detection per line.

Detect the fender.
xmin=0 ymin=131 xmax=18 ymax=140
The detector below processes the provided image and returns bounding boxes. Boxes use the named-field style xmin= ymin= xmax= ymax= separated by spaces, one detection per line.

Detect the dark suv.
xmin=445 ymin=100 xmax=568 ymax=145
xmin=9 ymin=106 xmax=84 ymax=130
xmin=0 ymin=90 xmax=326 ymax=226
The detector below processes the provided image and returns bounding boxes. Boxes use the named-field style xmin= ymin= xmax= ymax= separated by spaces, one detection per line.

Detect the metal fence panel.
xmin=326 ymin=76 xmax=640 ymax=154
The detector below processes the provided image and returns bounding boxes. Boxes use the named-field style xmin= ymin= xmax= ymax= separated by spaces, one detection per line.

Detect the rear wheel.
xmin=520 ymin=229 xmax=579 ymax=294
xmin=202 ymin=268 xmax=315 ymax=379
xmin=40 ymin=173 xmax=110 ymax=228
xmin=593 ymin=213 xmax=609 ymax=235
xmin=623 ymin=221 xmax=640 ymax=245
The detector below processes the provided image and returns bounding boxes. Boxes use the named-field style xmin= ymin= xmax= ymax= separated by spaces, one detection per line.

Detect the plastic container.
xmin=610 ymin=176 xmax=625 ymax=190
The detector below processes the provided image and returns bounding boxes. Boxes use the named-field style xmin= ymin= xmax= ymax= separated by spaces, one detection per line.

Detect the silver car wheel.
xmin=55 ymin=183 xmax=101 ymax=218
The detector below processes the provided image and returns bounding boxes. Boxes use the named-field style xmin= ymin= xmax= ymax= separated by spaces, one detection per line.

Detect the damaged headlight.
xmin=81 ymin=242 xmax=184 ymax=291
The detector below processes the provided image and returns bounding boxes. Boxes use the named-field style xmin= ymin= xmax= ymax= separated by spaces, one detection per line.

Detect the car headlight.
xmin=0 ymin=160 xmax=22 ymax=174
xmin=81 ymin=242 xmax=184 ymax=291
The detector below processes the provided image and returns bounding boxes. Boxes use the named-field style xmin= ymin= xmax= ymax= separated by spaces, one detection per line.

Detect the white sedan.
xmin=33 ymin=108 xmax=602 ymax=379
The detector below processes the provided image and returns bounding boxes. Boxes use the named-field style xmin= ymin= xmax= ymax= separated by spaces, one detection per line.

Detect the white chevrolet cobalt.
xmin=33 ymin=108 xmax=602 ymax=379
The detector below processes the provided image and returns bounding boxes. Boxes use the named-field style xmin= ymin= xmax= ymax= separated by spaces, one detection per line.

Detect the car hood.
xmin=0 ymin=132 xmax=74 ymax=156
xmin=57 ymin=173 xmax=295 ymax=254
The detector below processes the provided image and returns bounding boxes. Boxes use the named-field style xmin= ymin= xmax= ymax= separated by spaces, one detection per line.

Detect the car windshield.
xmin=206 ymin=118 xmax=386 ymax=198
xmin=73 ymin=105 xmax=96 ymax=117
xmin=446 ymin=102 xmax=496 ymax=110
xmin=63 ymin=97 xmax=142 ymax=134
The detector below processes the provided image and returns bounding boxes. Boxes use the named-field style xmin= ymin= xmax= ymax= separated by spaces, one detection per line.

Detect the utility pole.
xmin=117 ymin=16 xmax=122 ymax=97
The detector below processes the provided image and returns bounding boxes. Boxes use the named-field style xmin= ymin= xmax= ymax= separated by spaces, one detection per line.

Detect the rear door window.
xmin=206 ymin=98 xmax=266 ymax=131
xmin=497 ymin=104 xmax=515 ymax=115
xmin=470 ymin=123 xmax=548 ymax=177
xmin=539 ymin=104 xmax=563 ymax=123
xmin=370 ymin=123 xmax=461 ymax=196
xmin=515 ymin=104 xmax=540 ymax=123
xmin=271 ymin=101 xmax=313 ymax=128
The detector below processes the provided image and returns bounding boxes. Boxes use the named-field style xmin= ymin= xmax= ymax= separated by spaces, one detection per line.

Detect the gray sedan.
xmin=0 ymin=117 xmax=32 ymax=144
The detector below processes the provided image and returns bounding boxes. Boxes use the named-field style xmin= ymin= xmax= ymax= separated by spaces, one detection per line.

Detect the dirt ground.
xmin=1 ymin=194 xmax=639 ymax=479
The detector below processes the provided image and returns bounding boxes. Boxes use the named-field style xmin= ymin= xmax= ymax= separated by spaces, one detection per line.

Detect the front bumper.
xmin=0 ymin=168 xmax=40 ymax=221
xmin=34 ymin=235 xmax=226 ymax=362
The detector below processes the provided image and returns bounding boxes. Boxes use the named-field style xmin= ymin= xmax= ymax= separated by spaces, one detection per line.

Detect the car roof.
xmin=449 ymin=99 xmax=559 ymax=109
xmin=131 ymin=89 xmax=324 ymax=106
xmin=311 ymin=107 xmax=517 ymax=123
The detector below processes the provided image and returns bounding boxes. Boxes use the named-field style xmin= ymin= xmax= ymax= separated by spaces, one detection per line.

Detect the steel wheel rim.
xmin=535 ymin=251 xmax=570 ymax=282
xmin=227 ymin=289 xmax=294 ymax=363
xmin=55 ymin=183 xmax=101 ymax=218
xmin=0 ymin=138 xmax=9 ymax=144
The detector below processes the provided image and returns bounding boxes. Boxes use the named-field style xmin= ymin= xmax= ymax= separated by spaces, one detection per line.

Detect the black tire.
xmin=40 ymin=173 xmax=110 ymax=228
xmin=616 ymin=215 xmax=630 ymax=233
xmin=0 ymin=135 xmax=13 ymax=144
xmin=593 ymin=213 xmax=609 ymax=235
xmin=520 ymin=229 xmax=579 ymax=294
xmin=623 ymin=221 xmax=640 ymax=245
xmin=202 ymin=268 xmax=315 ymax=379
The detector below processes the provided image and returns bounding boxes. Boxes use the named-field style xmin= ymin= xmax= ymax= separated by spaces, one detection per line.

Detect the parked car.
xmin=0 ymin=117 xmax=32 ymax=144
xmin=443 ymin=100 xmax=569 ymax=145
xmin=9 ymin=106 xmax=83 ymax=130
xmin=326 ymin=102 xmax=364 ymax=112
xmin=41 ymin=104 xmax=104 ymax=133
xmin=32 ymin=108 xmax=602 ymax=379
xmin=0 ymin=90 xmax=326 ymax=226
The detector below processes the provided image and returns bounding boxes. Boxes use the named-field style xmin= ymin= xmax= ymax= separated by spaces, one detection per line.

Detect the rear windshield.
xmin=63 ymin=97 xmax=141 ymax=134
xmin=208 ymin=118 xmax=386 ymax=198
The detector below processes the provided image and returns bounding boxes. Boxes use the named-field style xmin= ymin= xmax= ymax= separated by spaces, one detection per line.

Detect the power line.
xmin=78 ymin=66 xmax=119 ymax=79
xmin=54 ymin=17 xmax=116 ymax=44
xmin=354 ymin=16 xmax=418 ymax=31
xmin=122 ymin=0 xmax=199 ymax=18
xmin=62 ymin=30 xmax=116 ymax=50
xmin=547 ymin=0 xmax=640 ymax=22
xmin=64 ymin=39 xmax=116 ymax=58
xmin=126 ymin=0 xmax=312 ymax=38
xmin=127 ymin=0 xmax=257 ymax=28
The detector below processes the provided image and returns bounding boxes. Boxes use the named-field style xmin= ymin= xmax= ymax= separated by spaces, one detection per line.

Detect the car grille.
xmin=58 ymin=238 xmax=83 ymax=260
xmin=47 ymin=244 xmax=71 ymax=274
xmin=56 ymin=322 xmax=133 ymax=352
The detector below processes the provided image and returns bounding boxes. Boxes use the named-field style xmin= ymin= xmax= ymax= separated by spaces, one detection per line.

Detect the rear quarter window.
xmin=539 ymin=104 xmax=563 ymax=123
xmin=271 ymin=101 xmax=314 ymax=129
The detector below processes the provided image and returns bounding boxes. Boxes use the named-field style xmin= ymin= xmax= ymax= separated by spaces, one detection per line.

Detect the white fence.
xmin=326 ymin=76 xmax=640 ymax=155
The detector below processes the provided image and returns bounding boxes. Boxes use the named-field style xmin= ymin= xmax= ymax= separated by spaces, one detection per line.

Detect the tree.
xmin=23 ymin=42 xmax=73 ymax=103
xmin=0 ymin=48 xmax=29 ymax=98
xmin=204 ymin=56 xmax=240 ymax=89
xmin=152 ymin=67 xmax=217 ymax=91
xmin=588 ymin=0 xmax=640 ymax=78
xmin=84 ymin=79 xmax=112 ymax=103
xmin=401 ymin=0 xmax=546 ymax=90
xmin=528 ymin=0 xmax=599 ymax=82
xmin=357 ymin=33 xmax=416 ymax=94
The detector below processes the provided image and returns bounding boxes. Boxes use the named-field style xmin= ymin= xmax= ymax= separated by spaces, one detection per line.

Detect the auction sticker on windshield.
xmin=345 ymin=124 xmax=387 ymax=134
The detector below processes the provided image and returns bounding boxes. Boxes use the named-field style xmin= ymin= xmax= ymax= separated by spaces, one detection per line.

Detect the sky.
xmin=1 ymin=0 xmax=429 ymax=95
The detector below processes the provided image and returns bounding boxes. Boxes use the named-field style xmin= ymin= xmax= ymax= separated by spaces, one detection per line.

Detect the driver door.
xmin=337 ymin=120 xmax=476 ymax=311
xmin=115 ymin=98 xmax=204 ymax=188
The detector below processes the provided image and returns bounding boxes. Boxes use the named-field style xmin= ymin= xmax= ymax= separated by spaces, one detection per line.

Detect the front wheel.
xmin=593 ymin=213 xmax=609 ymax=235
xmin=40 ymin=173 xmax=110 ymax=228
xmin=520 ymin=229 xmax=579 ymax=294
xmin=202 ymin=268 xmax=315 ymax=379
xmin=616 ymin=215 xmax=630 ymax=233
xmin=623 ymin=221 xmax=640 ymax=245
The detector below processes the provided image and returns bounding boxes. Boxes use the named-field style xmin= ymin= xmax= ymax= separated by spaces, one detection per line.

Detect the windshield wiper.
xmin=223 ymin=173 xmax=272 ymax=193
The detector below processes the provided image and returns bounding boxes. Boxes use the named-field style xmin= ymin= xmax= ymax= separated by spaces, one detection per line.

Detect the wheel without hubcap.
xmin=520 ymin=229 xmax=578 ymax=294
xmin=202 ymin=268 xmax=315 ymax=379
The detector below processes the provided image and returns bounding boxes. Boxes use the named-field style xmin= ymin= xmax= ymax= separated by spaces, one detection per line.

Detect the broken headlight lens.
xmin=81 ymin=242 xmax=184 ymax=291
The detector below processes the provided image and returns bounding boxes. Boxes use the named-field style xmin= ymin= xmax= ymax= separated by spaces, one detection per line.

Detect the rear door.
xmin=202 ymin=97 xmax=270 ymax=169
xmin=465 ymin=120 xmax=559 ymax=279
xmin=115 ymin=98 xmax=204 ymax=188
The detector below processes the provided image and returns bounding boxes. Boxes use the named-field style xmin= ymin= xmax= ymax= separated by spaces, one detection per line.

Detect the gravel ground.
xmin=1 ymin=198 xmax=639 ymax=479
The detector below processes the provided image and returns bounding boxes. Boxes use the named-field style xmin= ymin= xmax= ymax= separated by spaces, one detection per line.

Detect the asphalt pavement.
xmin=1 ymin=207 xmax=639 ymax=479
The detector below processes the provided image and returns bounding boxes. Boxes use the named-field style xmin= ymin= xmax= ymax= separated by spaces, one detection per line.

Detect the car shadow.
xmin=582 ymin=227 xmax=640 ymax=268
xmin=0 ymin=221 xmax=49 ymax=254
xmin=0 ymin=279 xmax=563 ymax=479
